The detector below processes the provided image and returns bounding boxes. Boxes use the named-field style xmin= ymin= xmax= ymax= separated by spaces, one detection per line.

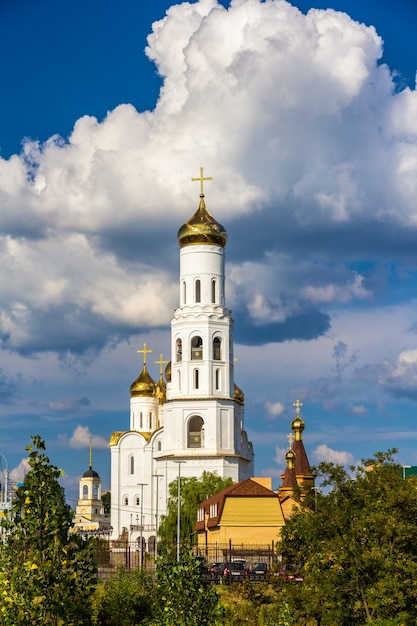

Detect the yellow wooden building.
xmin=195 ymin=401 xmax=314 ymax=548
xmin=195 ymin=477 xmax=286 ymax=546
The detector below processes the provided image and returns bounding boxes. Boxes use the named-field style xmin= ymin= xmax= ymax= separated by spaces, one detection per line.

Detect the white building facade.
xmin=110 ymin=175 xmax=254 ymax=548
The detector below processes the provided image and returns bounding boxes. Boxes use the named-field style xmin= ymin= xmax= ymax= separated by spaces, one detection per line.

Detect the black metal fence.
xmin=94 ymin=539 xmax=279 ymax=581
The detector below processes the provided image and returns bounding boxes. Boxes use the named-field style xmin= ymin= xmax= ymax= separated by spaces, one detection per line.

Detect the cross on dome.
xmin=154 ymin=353 xmax=169 ymax=377
xmin=191 ymin=166 xmax=213 ymax=196
xmin=137 ymin=342 xmax=153 ymax=366
xmin=287 ymin=432 xmax=294 ymax=449
xmin=293 ymin=400 xmax=303 ymax=416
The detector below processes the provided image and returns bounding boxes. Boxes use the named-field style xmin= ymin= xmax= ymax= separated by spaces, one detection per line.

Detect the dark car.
xmin=249 ymin=562 xmax=268 ymax=580
xmin=222 ymin=561 xmax=246 ymax=583
xmin=278 ymin=563 xmax=304 ymax=583
xmin=207 ymin=562 xmax=225 ymax=582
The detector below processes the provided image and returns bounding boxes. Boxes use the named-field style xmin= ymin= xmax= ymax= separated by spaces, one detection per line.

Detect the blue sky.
xmin=1 ymin=0 xmax=417 ymax=505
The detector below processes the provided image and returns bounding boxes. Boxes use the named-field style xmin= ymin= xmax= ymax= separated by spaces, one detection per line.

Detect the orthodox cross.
xmin=137 ymin=342 xmax=153 ymax=366
xmin=154 ymin=353 xmax=169 ymax=377
xmin=192 ymin=166 xmax=212 ymax=195
xmin=287 ymin=432 xmax=294 ymax=449
xmin=293 ymin=399 xmax=303 ymax=416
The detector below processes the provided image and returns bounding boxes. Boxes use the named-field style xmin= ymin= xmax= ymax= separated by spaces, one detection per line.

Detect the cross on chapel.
xmin=293 ymin=400 xmax=303 ymax=416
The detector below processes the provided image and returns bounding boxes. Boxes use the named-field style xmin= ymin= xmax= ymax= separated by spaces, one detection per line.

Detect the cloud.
xmin=312 ymin=444 xmax=355 ymax=466
xmin=348 ymin=404 xmax=369 ymax=416
xmin=9 ymin=458 xmax=30 ymax=483
xmin=46 ymin=397 xmax=90 ymax=413
xmin=0 ymin=0 xmax=416 ymax=362
xmin=265 ymin=401 xmax=286 ymax=419
xmin=357 ymin=349 xmax=417 ymax=401
xmin=67 ymin=425 xmax=109 ymax=450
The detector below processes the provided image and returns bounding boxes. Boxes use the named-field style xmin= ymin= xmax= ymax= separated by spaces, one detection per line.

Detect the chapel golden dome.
xmin=285 ymin=448 xmax=296 ymax=467
xmin=177 ymin=195 xmax=227 ymax=248
xmin=291 ymin=416 xmax=305 ymax=434
xmin=130 ymin=365 xmax=157 ymax=397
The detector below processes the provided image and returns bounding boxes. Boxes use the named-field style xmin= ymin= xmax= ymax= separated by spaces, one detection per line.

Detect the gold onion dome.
xmin=164 ymin=360 xmax=172 ymax=383
xmin=177 ymin=195 xmax=227 ymax=248
xmin=291 ymin=416 xmax=305 ymax=434
xmin=234 ymin=383 xmax=245 ymax=405
xmin=130 ymin=364 xmax=157 ymax=397
xmin=286 ymin=448 xmax=296 ymax=465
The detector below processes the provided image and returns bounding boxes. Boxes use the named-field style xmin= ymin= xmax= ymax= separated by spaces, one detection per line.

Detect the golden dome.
xmin=286 ymin=448 xmax=296 ymax=466
xmin=234 ymin=383 xmax=245 ymax=405
xmin=164 ymin=360 xmax=172 ymax=383
xmin=130 ymin=365 xmax=157 ymax=397
xmin=177 ymin=195 xmax=227 ymax=248
xmin=291 ymin=416 xmax=305 ymax=434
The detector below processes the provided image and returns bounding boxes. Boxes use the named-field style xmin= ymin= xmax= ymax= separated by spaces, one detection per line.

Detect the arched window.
xmin=136 ymin=496 xmax=140 ymax=506
xmin=176 ymin=338 xmax=182 ymax=362
xmin=129 ymin=455 xmax=135 ymax=475
xmin=213 ymin=337 xmax=221 ymax=360
xmin=93 ymin=484 xmax=98 ymax=499
xmin=194 ymin=369 xmax=199 ymax=390
xmin=157 ymin=440 xmax=162 ymax=452
xmin=215 ymin=368 xmax=220 ymax=390
xmin=83 ymin=485 xmax=88 ymax=498
xmin=149 ymin=412 xmax=152 ymax=429
xmin=140 ymin=412 xmax=143 ymax=429
xmin=188 ymin=415 xmax=204 ymax=448
xmin=124 ymin=496 xmax=129 ymax=506
xmin=195 ymin=279 xmax=201 ymax=303
xmin=211 ymin=279 xmax=216 ymax=303
xmin=191 ymin=336 xmax=203 ymax=360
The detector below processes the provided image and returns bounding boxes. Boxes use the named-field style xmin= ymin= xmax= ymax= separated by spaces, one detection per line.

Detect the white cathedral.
xmin=109 ymin=169 xmax=254 ymax=547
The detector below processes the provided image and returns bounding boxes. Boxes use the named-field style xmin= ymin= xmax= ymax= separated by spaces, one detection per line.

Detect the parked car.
xmin=222 ymin=561 xmax=246 ymax=583
xmin=278 ymin=563 xmax=304 ymax=583
xmin=248 ymin=562 xmax=268 ymax=580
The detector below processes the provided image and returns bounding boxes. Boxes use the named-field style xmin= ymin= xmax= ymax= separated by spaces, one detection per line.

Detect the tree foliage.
xmin=152 ymin=548 xmax=224 ymax=625
xmin=94 ymin=567 xmax=153 ymax=625
xmin=279 ymin=449 xmax=417 ymax=625
xmin=0 ymin=435 xmax=96 ymax=626
xmin=158 ymin=471 xmax=234 ymax=547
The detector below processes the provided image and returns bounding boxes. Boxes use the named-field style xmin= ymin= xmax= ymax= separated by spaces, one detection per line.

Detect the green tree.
xmin=94 ymin=566 xmax=153 ymax=625
xmin=158 ymin=471 xmax=233 ymax=548
xmin=151 ymin=548 xmax=223 ymax=625
xmin=279 ymin=449 xmax=417 ymax=625
xmin=0 ymin=435 xmax=96 ymax=626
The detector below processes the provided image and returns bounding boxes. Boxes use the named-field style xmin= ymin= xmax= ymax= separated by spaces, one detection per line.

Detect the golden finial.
xmin=137 ymin=342 xmax=153 ymax=366
xmin=293 ymin=400 xmax=303 ymax=416
xmin=192 ymin=166 xmax=213 ymax=196
xmin=154 ymin=353 xmax=169 ymax=378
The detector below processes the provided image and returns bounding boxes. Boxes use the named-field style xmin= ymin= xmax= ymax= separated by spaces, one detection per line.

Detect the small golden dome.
xmin=234 ymin=383 xmax=245 ymax=405
xmin=177 ymin=195 xmax=227 ymax=248
xmin=286 ymin=448 xmax=296 ymax=462
xmin=130 ymin=365 xmax=157 ymax=397
xmin=164 ymin=360 xmax=172 ymax=383
xmin=291 ymin=416 xmax=305 ymax=434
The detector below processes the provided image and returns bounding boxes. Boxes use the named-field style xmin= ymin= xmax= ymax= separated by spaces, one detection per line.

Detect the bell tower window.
xmin=194 ymin=369 xmax=199 ymax=390
xmin=195 ymin=279 xmax=201 ymax=303
xmin=83 ymin=485 xmax=88 ymax=498
xmin=213 ymin=337 xmax=221 ymax=360
xmin=176 ymin=338 xmax=182 ymax=362
xmin=211 ymin=279 xmax=216 ymax=303
xmin=215 ymin=368 xmax=220 ymax=390
xmin=191 ymin=336 xmax=203 ymax=360
xmin=188 ymin=415 xmax=204 ymax=448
